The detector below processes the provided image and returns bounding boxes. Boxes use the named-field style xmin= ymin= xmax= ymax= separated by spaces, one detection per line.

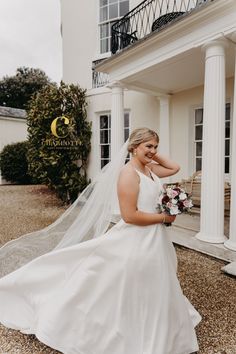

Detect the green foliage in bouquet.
xmin=27 ymin=82 xmax=92 ymax=203
xmin=0 ymin=141 xmax=34 ymax=184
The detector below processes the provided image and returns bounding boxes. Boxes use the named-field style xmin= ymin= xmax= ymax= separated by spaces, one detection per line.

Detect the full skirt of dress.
xmin=0 ymin=220 xmax=201 ymax=354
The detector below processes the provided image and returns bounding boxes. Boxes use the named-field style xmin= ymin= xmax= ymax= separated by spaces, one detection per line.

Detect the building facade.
xmin=61 ymin=0 xmax=236 ymax=254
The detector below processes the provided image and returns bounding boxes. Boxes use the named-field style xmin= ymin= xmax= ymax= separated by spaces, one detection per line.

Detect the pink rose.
xmin=183 ymin=199 xmax=193 ymax=208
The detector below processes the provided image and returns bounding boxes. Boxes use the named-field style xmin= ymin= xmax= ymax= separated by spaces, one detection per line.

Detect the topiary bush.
xmin=0 ymin=141 xmax=33 ymax=184
xmin=27 ymin=82 xmax=92 ymax=203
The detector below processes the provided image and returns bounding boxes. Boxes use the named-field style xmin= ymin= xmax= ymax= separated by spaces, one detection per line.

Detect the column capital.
xmin=157 ymin=95 xmax=171 ymax=105
xmin=106 ymin=81 xmax=125 ymax=91
xmin=202 ymin=38 xmax=228 ymax=57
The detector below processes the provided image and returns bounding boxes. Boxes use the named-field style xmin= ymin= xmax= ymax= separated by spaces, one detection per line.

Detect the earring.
xmin=134 ymin=150 xmax=137 ymax=156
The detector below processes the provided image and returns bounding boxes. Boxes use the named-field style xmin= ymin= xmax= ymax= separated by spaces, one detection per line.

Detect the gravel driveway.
xmin=0 ymin=185 xmax=235 ymax=354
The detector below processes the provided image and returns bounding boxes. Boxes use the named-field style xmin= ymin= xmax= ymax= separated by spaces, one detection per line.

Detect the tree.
xmin=27 ymin=82 xmax=92 ymax=203
xmin=0 ymin=67 xmax=54 ymax=109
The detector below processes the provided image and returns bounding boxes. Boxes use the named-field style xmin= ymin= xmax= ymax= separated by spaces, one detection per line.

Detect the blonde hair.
xmin=127 ymin=127 xmax=159 ymax=153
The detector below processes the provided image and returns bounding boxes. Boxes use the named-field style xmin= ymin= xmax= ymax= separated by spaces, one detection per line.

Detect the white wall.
xmin=61 ymin=0 xmax=98 ymax=88
xmin=0 ymin=117 xmax=27 ymax=149
xmin=86 ymin=88 xmax=159 ymax=178
xmin=170 ymin=77 xmax=234 ymax=182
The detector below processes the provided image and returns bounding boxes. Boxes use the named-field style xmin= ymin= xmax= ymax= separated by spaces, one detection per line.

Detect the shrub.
xmin=0 ymin=141 xmax=33 ymax=184
xmin=27 ymin=82 xmax=92 ymax=203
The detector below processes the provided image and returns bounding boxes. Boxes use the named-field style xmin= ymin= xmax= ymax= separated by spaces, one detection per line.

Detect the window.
xmin=194 ymin=103 xmax=231 ymax=173
xmin=99 ymin=112 xmax=130 ymax=168
xmin=99 ymin=0 xmax=129 ymax=54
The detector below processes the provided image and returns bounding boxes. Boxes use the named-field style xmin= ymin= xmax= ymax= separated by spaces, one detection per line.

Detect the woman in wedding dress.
xmin=0 ymin=127 xmax=201 ymax=354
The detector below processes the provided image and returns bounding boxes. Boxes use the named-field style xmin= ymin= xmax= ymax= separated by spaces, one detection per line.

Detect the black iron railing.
xmin=92 ymin=60 xmax=109 ymax=88
xmin=111 ymin=0 xmax=214 ymax=54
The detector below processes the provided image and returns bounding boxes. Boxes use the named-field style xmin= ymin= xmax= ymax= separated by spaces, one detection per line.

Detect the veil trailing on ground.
xmin=0 ymin=141 xmax=129 ymax=278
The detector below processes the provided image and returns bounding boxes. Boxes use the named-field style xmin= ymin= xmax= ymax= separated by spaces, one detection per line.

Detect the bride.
xmin=0 ymin=127 xmax=201 ymax=354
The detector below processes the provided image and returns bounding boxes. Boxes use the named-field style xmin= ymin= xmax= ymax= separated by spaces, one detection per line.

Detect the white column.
xmin=0 ymin=141 xmax=2 ymax=184
xmin=196 ymin=39 xmax=227 ymax=243
xmin=108 ymin=81 xmax=124 ymax=161
xmin=225 ymin=43 xmax=236 ymax=251
xmin=158 ymin=96 xmax=170 ymax=156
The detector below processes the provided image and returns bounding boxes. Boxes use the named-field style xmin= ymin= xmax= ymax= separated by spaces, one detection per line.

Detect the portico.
xmin=96 ymin=0 xmax=236 ymax=266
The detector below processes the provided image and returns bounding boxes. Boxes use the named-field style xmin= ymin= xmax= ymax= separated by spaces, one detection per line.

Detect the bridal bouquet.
xmin=156 ymin=184 xmax=193 ymax=226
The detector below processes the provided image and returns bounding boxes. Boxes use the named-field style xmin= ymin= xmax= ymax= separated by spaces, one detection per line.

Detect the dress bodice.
xmin=135 ymin=169 xmax=163 ymax=213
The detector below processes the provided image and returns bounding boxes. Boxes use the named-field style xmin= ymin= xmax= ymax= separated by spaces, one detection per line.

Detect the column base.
xmin=224 ymin=239 xmax=236 ymax=251
xmin=195 ymin=232 xmax=227 ymax=244
xmin=222 ymin=262 xmax=236 ymax=276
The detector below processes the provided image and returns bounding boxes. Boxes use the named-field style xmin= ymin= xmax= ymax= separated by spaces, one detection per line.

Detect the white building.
xmin=61 ymin=0 xmax=236 ymax=266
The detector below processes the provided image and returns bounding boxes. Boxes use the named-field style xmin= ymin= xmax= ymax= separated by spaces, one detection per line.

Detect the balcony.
xmin=111 ymin=0 xmax=214 ymax=55
xmin=92 ymin=59 xmax=109 ymax=88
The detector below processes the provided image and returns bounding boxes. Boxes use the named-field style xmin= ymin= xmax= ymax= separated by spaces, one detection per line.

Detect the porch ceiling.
xmin=122 ymin=45 xmax=235 ymax=95
xmin=96 ymin=0 xmax=236 ymax=96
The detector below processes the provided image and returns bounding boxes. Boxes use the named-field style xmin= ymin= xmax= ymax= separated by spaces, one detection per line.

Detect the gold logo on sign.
xmin=51 ymin=116 xmax=70 ymax=138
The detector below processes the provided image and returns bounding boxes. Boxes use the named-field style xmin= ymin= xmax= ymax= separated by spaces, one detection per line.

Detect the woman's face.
xmin=135 ymin=138 xmax=158 ymax=164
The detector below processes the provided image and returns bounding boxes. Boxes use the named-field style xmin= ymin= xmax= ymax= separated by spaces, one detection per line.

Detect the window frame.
xmin=99 ymin=111 xmax=130 ymax=169
xmin=192 ymin=102 xmax=232 ymax=180
xmin=98 ymin=0 xmax=129 ymax=54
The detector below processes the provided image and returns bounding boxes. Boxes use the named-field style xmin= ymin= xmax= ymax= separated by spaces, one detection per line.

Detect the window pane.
xmin=125 ymin=152 xmax=130 ymax=162
xmin=100 ymin=130 xmax=109 ymax=144
xmin=196 ymin=158 xmax=202 ymax=172
xmin=99 ymin=112 xmax=130 ymax=169
xmin=109 ymin=0 xmax=118 ymax=3
xmin=195 ymin=109 xmax=203 ymax=125
xmin=124 ymin=112 xmax=129 ymax=127
xmin=109 ymin=3 xmax=118 ymax=19
xmin=124 ymin=128 xmax=129 ymax=141
xmin=100 ymin=23 xmax=109 ymax=38
xmin=101 ymin=159 xmax=110 ymax=168
xmin=225 ymin=139 xmax=230 ymax=156
xmin=109 ymin=20 xmax=117 ymax=36
xmin=101 ymin=145 xmax=110 ymax=158
xmin=100 ymin=6 xmax=108 ymax=22
xmin=226 ymin=103 xmax=230 ymax=121
xmin=100 ymin=115 xmax=109 ymax=129
xmin=100 ymin=0 xmax=108 ymax=6
xmin=120 ymin=1 xmax=129 ymax=16
xmin=225 ymin=121 xmax=230 ymax=138
xmin=225 ymin=157 xmax=229 ymax=174
xmin=100 ymin=38 xmax=109 ymax=53
xmin=195 ymin=125 xmax=202 ymax=140
xmin=196 ymin=141 xmax=202 ymax=157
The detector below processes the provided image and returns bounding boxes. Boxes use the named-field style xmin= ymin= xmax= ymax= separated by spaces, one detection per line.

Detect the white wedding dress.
xmin=0 ymin=169 xmax=201 ymax=354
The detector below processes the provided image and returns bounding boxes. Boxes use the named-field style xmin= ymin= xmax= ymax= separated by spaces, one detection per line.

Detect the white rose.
xmin=166 ymin=187 xmax=172 ymax=198
xmin=171 ymin=198 xmax=178 ymax=205
xmin=179 ymin=192 xmax=187 ymax=200
xmin=170 ymin=205 xmax=179 ymax=215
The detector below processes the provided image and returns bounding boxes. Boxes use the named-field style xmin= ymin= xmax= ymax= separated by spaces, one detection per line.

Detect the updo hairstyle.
xmin=127 ymin=127 xmax=159 ymax=154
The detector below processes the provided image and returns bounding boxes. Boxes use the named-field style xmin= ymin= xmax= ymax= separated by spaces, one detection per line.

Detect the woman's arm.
xmin=148 ymin=153 xmax=180 ymax=178
xmin=117 ymin=167 xmax=176 ymax=226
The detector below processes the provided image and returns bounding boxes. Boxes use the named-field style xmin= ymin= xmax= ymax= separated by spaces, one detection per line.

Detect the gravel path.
xmin=0 ymin=185 xmax=235 ymax=354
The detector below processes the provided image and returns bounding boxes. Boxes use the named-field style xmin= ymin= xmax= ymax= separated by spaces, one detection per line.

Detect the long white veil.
xmin=0 ymin=141 xmax=129 ymax=278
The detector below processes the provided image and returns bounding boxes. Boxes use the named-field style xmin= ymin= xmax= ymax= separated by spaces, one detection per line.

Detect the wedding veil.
xmin=0 ymin=140 xmax=129 ymax=278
